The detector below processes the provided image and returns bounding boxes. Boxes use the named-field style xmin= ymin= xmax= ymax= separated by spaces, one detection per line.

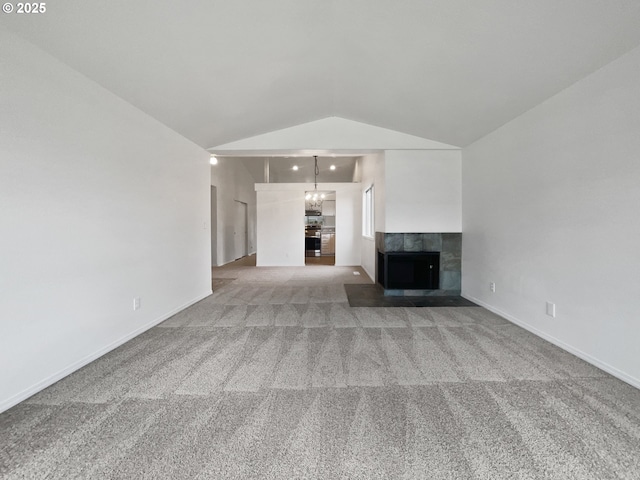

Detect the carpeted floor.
xmin=2 ymin=260 xmax=640 ymax=479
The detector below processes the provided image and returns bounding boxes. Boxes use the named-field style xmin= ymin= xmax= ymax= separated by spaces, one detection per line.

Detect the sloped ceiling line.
xmin=3 ymin=0 xmax=640 ymax=148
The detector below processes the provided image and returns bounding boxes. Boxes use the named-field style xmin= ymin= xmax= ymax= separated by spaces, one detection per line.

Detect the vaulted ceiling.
xmin=3 ymin=0 xmax=640 ymax=148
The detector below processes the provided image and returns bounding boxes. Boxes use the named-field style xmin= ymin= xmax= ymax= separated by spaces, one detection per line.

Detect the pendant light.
xmin=306 ymin=155 xmax=324 ymax=209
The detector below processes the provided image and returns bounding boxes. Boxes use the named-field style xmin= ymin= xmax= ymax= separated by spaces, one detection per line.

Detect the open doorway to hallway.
xmin=234 ymin=199 xmax=248 ymax=260
xmin=210 ymin=186 xmax=217 ymax=266
xmin=305 ymin=190 xmax=335 ymax=266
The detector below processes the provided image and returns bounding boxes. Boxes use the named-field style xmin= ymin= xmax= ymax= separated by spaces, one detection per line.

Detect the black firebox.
xmin=377 ymin=251 xmax=440 ymax=290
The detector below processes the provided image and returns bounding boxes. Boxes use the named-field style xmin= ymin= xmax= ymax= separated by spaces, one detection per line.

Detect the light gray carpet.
xmin=2 ymin=263 xmax=640 ymax=479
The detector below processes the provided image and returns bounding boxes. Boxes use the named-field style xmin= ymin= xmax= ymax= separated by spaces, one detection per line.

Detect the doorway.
xmin=211 ymin=186 xmax=217 ymax=266
xmin=234 ymin=200 xmax=248 ymax=260
xmin=304 ymin=191 xmax=335 ymax=266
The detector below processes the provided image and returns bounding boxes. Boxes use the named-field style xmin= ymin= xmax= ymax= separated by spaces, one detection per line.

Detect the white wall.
xmin=334 ymin=184 xmax=362 ymax=267
xmin=213 ymin=116 xmax=458 ymax=151
xmin=462 ymin=45 xmax=640 ymax=388
xmin=256 ymin=188 xmax=305 ymax=266
xmin=385 ymin=150 xmax=462 ymax=233
xmin=255 ymin=183 xmax=362 ymax=267
xmin=210 ymin=158 xmax=257 ymax=265
xmin=0 ymin=32 xmax=211 ymax=412
xmin=359 ymin=153 xmax=386 ymax=280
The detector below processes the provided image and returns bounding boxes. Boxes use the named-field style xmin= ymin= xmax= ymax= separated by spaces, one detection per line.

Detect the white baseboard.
xmin=0 ymin=290 xmax=212 ymax=414
xmin=216 ymin=252 xmax=256 ymax=267
xmin=463 ymin=294 xmax=640 ymax=390
xmin=361 ymin=265 xmax=375 ymax=283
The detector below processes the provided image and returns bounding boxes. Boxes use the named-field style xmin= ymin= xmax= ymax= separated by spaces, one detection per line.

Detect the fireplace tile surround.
xmin=375 ymin=232 xmax=462 ymax=296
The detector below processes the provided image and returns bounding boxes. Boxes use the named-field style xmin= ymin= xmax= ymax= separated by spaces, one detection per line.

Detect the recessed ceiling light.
xmin=210 ymin=155 xmax=218 ymax=165
xmin=292 ymin=165 xmax=299 ymax=171
xmin=330 ymin=165 xmax=336 ymax=170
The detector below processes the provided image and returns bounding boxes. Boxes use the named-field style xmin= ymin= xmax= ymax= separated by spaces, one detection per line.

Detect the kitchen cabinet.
xmin=321 ymin=232 xmax=335 ymax=255
xmin=322 ymin=200 xmax=336 ymax=216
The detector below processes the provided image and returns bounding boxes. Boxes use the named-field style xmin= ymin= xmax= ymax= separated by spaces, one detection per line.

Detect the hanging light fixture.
xmin=306 ymin=155 xmax=323 ymax=210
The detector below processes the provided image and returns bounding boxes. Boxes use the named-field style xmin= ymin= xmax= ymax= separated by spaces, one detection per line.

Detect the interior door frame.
xmin=210 ymin=186 xmax=217 ymax=266
xmin=234 ymin=199 xmax=248 ymax=260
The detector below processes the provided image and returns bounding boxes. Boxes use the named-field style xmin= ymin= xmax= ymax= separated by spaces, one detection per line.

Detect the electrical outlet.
xmin=489 ymin=282 xmax=496 ymax=293
xmin=546 ymin=302 xmax=556 ymax=318
xmin=133 ymin=297 xmax=141 ymax=311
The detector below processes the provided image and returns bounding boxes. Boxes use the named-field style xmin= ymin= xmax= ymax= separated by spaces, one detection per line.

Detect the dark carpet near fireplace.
xmin=344 ymin=284 xmax=478 ymax=307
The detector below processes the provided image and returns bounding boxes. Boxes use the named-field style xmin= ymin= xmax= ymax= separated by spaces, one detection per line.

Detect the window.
xmin=363 ymin=185 xmax=374 ymax=237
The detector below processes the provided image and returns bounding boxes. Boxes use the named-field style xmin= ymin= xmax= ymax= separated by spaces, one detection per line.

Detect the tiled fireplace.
xmin=375 ymin=232 xmax=461 ymax=296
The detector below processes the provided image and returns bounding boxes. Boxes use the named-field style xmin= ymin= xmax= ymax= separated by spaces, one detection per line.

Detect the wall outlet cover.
xmin=546 ymin=302 xmax=556 ymax=318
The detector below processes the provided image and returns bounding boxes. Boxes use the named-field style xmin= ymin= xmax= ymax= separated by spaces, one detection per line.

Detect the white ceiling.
xmin=4 ymin=0 xmax=640 ymax=148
